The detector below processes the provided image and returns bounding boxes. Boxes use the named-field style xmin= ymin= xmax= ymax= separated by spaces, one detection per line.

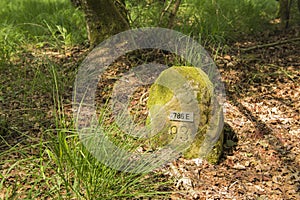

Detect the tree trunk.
xmin=79 ymin=0 xmax=130 ymax=47
xmin=279 ymin=0 xmax=290 ymax=29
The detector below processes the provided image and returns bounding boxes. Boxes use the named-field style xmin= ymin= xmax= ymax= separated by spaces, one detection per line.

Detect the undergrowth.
xmin=128 ymin=0 xmax=278 ymax=43
xmin=0 ymin=0 xmax=86 ymax=63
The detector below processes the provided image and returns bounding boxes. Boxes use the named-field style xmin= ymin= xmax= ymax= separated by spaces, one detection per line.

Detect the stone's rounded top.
xmin=147 ymin=66 xmax=213 ymax=109
xmin=168 ymin=66 xmax=213 ymax=85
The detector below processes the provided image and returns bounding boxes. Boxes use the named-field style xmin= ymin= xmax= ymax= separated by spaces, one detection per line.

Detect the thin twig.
xmin=168 ymin=0 xmax=181 ymax=29
xmin=241 ymin=37 xmax=300 ymax=52
xmin=159 ymin=0 xmax=174 ymax=26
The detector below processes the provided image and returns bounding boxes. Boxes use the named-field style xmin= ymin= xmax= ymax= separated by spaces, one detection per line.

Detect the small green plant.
xmin=44 ymin=21 xmax=73 ymax=48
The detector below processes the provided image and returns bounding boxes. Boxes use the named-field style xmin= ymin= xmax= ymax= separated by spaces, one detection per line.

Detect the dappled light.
xmin=0 ymin=0 xmax=299 ymax=199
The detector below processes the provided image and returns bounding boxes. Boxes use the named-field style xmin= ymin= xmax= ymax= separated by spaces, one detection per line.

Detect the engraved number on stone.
xmin=178 ymin=125 xmax=188 ymax=141
xmin=170 ymin=125 xmax=189 ymax=141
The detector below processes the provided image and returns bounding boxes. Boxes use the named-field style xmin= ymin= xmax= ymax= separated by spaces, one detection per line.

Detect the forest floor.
xmin=164 ymin=28 xmax=300 ymax=199
xmin=0 ymin=27 xmax=299 ymax=199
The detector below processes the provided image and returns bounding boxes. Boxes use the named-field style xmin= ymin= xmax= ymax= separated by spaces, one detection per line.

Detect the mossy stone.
xmin=146 ymin=66 xmax=224 ymax=164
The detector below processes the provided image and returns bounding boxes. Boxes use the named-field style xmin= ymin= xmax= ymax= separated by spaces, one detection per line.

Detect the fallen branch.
xmin=241 ymin=37 xmax=300 ymax=52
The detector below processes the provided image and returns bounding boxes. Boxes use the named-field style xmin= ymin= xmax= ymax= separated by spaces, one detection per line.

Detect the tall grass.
xmin=127 ymin=0 xmax=278 ymax=42
xmin=0 ymin=56 xmax=171 ymax=199
xmin=41 ymin=66 xmax=171 ymax=199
